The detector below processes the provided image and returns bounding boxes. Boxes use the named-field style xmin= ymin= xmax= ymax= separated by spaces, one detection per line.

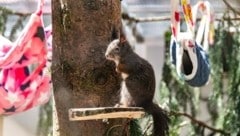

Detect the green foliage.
xmin=208 ymin=12 xmax=240 ymax=135
xmin=157 ymin=12 xmax=240 ymax=136
xmin=37 ymin=100 xmax=53 ymax=136
xmin=130 ymin=119 xmax=143 ymax=136
xmin=219 ymin=19 xmax=240 ymax=136
xmin=159 ymin=28 xmax=200 ymax=135
xmin=0 ymin=7 xmax=11 ymax=34
xmin=9 ymin=16 xmax=26 ymax=41
xmin=0 ymin=6 xmax=27 ymax=40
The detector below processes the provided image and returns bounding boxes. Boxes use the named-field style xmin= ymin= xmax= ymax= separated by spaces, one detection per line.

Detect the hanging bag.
xmin=170 ymin=0 xmax=212 ymax=87
xmin=0 ymin=0 xmax=51 ymax=115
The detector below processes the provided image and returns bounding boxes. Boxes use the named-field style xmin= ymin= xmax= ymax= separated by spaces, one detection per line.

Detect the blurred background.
xmin=0 ymin=0 xmax=240 ymax=135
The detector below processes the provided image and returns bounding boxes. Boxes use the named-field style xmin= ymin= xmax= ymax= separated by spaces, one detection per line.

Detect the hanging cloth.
xmin=192 ymin=1 xmax=214 ymax=51
xmin=170 ymin=0 xmax=212 ymax=87
xmin=0 ymin=0 xmax=51 ymax=115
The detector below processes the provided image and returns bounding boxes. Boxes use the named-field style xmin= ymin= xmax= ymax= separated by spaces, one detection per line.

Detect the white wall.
xmin=3 ymin=107 xmax=39 ymax=136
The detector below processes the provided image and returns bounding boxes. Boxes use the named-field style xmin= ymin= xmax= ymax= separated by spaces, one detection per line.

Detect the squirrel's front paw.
xmin=115 ymin=103 xmax=128 ymax=108
xmin=114 ymin=103 xmax=120 ymax=107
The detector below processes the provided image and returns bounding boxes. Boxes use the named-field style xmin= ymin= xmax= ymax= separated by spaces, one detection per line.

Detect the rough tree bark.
xmin=52 ymin=0 xmax=126 ymax=135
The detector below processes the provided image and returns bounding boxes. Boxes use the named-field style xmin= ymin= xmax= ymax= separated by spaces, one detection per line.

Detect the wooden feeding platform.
xmin=69 ymin=107 xmax=145 ymax=121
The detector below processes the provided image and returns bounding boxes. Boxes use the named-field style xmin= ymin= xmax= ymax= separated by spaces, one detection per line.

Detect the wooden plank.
xmin=69 ymin=107 xmax=145 ymax=121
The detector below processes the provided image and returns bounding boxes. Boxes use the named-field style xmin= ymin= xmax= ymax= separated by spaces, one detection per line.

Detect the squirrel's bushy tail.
xmin=143 ymin=102 xmax=169 ymax=136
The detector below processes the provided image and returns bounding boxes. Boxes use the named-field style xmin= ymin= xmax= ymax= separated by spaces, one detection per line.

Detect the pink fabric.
xmin=0 ymin=0 xmax=51 ymax=115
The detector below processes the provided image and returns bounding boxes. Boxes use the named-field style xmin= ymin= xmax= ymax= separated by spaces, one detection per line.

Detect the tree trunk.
xmin=52 ymin=0 xmax=125 ymax=135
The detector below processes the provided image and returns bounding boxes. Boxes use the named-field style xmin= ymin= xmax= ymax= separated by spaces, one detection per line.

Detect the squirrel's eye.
xmin=114 ymin=47 xmax=120 ymax=52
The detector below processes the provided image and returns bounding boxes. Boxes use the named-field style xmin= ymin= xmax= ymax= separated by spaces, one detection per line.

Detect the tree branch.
xmin=0 ymin=6 xmax=50 ymax=16
xmin=142 ymin=118 xmax=153 ymax=136
xmin=168 ymin=110 xmax=230 ymax=136
xmin=222 ymin=0 xmax=240 ymax=15
xmin=122 ymin=13 xmax=170 ymax=22
xmin=122 ymin=12 xmax=240 ymax=23
xmin=0 ymin=7 xmax=30 ymax=16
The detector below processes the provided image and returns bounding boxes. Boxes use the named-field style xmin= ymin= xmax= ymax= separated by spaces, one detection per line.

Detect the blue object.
xmin=170 ymin=37 xmax=210 ymax=87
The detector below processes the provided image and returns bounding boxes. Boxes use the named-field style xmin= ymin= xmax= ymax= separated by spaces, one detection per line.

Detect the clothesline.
xmin=0 ymin=6 xmax=51 ymax=16
xmin=122 ymin=12 xmax=240 ymax=23
xmin=1 ymin=5 xmax=239 ymax=21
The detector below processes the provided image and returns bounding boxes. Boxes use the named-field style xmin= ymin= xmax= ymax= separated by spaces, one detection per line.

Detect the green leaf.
xmin=130 ymin=119 xmax=143 ymax=136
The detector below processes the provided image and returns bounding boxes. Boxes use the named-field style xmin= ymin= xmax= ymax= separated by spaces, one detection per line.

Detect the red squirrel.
xmin=105 ymin=30 xmax=169 ymax=136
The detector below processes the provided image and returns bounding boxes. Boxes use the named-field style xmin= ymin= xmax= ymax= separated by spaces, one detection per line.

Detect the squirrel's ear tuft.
xmin=120 ymin=28 xmax=126 ymax=44
xmin=120 ymin=35 xmax=126 ymax=44
xmin=111 ymin=26 xmax=119 ymax=41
